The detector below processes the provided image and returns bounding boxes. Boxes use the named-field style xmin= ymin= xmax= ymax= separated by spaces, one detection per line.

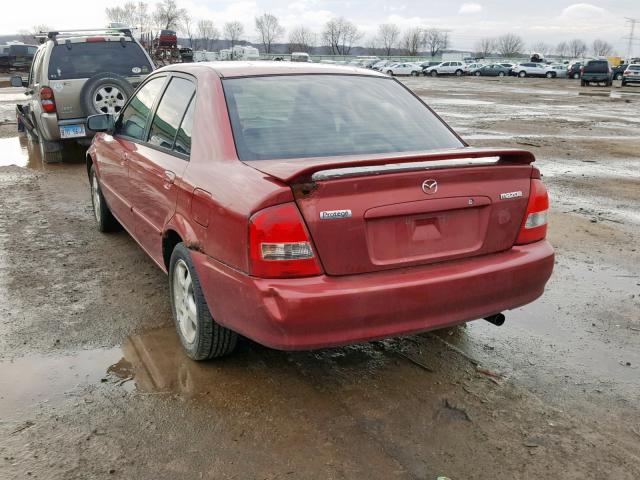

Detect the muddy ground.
xmin=0 ymin=76 xmax=638 ymax=479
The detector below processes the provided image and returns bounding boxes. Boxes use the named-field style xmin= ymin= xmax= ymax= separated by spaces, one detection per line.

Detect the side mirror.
xmin=87 ymin=114 xmax=115 ymax=133
xmin=10 ymin=75 xmax=26 ymax=88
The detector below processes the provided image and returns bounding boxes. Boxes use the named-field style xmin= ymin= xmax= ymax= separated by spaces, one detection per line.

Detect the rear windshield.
xmin=629 ymin=65 xmax=640 ymax=71
xmin=585 ymin=61 xmax=608 ymax=72
xmin=223 ymin=75 xmax=464 ymax=161
xmin=48 ymin=41 xmax=153 ymax=80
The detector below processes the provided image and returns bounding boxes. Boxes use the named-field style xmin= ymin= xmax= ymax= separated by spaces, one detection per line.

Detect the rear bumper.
xmin=192 ymin=241 xmax=554 ymax=350
xmin=38 ymin=114 xmax=93 ymax=142
xmin=623 ymin=76 xmax=640 ymax=83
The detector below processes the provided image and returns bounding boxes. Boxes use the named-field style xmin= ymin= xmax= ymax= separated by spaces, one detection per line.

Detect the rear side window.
xmin=174 ymin=99 xmax=195 ymax=156
xmin=148 ymin=77 xmax=196 ymax=151
xmin=117 ymin=76 xmax=165 ymax=140
xmin=223 ymin=75 xmax=463 ymax=161
xmin=48 ymin=41 xmax=152 ymax=80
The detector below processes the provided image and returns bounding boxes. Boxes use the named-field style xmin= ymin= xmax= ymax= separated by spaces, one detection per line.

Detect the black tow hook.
xmin=484 ymin=313 xmax=506 ymax=326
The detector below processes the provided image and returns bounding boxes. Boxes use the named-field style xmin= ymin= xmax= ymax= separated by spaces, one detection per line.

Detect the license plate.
xmin=59 ymin=124 xmax=86 ymax=139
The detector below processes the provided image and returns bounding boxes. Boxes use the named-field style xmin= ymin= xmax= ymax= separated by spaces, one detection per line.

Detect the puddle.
xmin=0 ymin=135 xmax=85 ymax=170
xmin=0 ymin=348 xmax=122 ymax=422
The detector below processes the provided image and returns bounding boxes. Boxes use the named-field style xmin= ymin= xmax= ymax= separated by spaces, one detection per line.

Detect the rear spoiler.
xmin=244 ymin=148 xmax=535 ymax=184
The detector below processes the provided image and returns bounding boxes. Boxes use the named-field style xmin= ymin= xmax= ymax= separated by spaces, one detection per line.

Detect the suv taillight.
xmin=249 ymin=203 xmax=322 ymax=278
xmin=40 ymin=86 xmax=56 ymax=113
xmin=515 ymin=178 xmax=549 ymax=245
xmin=624 ymin=70 xmax=631 ymax=75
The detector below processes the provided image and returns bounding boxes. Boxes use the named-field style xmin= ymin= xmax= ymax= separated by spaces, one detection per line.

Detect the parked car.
xmin=425 ymin=61 xmax=465 ymax=76
xmin=464 ymin=63 xmax=485 ymax=75
xmin=513 ymin=63 xmax=556 ymax=78
xmin=10 ymin=28 xmax=154 ymax=162
xmin=472 ymin=64 xmax=510 ymax=77
xmin=179 ymin=47 xmax=194 ymax=62
xmin=621 ymin=64 xmax=640 ymax=86
xmin=85 ymin=62 xmax=554 ymax=360
xmin=373 ymin=60 xmax=394 ymax=71
xmin=419 ymin=61 xmax=441 ymax=73
xmin=567 ymin=62 xmax=582 ymax=79
xmin=0 ymin=43 xmax=38 ymax=72
xmin=547 ymin=64 xmax=568 ymax=78
xmin=612 ymin=63 xmax=629 ymax=81
xmin=580 ymin=60 xmax=611 ymax=86
xmin=386 ymin=63 xmax=422 ymax=76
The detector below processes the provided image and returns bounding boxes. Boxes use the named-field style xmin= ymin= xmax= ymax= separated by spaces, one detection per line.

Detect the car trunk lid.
xmin=246 ymin=148 xmax=536 ymax=276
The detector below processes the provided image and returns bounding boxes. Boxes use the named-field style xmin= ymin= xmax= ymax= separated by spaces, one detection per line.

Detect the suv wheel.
xmin=411 ymin=70 xmax=419 ymax=76
xmin=545 ymin=72 xmax=554 ymax=78
xmin=430 ymin=70 xmax=438 ymax=77
xmin=169 ymin=243 xmax=238 ymax=360
xmin=498 ymin=71 xmax=505 ymax=77
xmin=518 ymin=71 xmax=527 ymax=78
xmin=455 ymin=69 xmax=463 ymax=76
xmin=573 ymin=73 xmax=580 ymax=79
xmin=80 ymin=73 xmax=134 ymax=116
xmin=474 ymin=71 xmax=481 ymax=77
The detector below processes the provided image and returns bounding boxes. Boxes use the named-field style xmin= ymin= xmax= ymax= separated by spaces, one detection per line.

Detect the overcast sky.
xmin=3 ymin=1 xmax=638 ymax=55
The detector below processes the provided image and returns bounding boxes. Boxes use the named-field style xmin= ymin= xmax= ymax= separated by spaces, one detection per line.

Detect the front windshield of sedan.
xmin=222 ymin=74 xmax=464 ymax=161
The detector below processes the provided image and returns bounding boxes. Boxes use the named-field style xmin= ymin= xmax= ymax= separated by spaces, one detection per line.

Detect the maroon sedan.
xmin=86 ymin=62 xmax=553 ymax=360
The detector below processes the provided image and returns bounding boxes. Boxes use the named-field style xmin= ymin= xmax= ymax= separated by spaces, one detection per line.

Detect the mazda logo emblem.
xmin=421 ymin=179 xmax=438 ymax=195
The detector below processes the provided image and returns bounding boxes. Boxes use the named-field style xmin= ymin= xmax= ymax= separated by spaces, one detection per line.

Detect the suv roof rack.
xmin=42 ymin=28 xmax=133 ymax=41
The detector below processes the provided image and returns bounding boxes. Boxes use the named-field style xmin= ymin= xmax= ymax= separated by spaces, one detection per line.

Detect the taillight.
xmin=516 ymin=178 xmax=549 ymax=245
xmin=624 ymin=70 xmax=630 ymax=75
xmin=249 ymin=203 xmax=322 ymax=278
xmin=40 ymin=86 xmax=56 ymax=113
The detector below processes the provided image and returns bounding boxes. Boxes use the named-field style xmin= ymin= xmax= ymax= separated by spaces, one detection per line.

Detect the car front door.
xmin=95 ymin=75 xmax=167 ymax=228
xmin=127 ymin=74 xmax=196 ymax=265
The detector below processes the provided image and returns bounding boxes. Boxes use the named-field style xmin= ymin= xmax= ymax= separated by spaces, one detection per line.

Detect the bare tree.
xmin=592 ymin=39 xmax=613 ymax=57
xmin=288 ymin=26 xmax=315 ymax=53
xmin=197 ymin=19 xmax=219 ymax=51
xmin=18 ymin=25 xmax=50 ymax=42
xmin=181 ymin=12 xmax=194 ymax=48
xmin=556 ymin=41 xmax=569 ymax=58
xmin=475 ymin=37 xmax=495 ymax=57
xmin=567 ymin=38 xmax=587 ymax=58
xmin=322 ymin=17 xmax=362 ymax=55
xmin=255 ymin=13 xmax=284 ymax=54
xmin=377 ymin=23 xmax=400 ymax=57
xmin=403 ymin=27 xmax=423 ymax=56
xmin=531 ymin=42 xmax=552 ymax=57
xmin=153 ymin=0 xmax=185 ymax=30
xmin=496 ymin=33 xmax=524 ymax=57
xmin=224 ymin=21 xmax=244 ymax=48
xmin=424 ymin=29 xmax=448 ymax=57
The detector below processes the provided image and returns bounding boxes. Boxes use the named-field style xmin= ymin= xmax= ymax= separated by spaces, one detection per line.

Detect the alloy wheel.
xmin=91 ymin=173 xmax=101 ymax=222
xmin=93 ymin=85 xmax=127 ymax=115
xmin=173 ymin=259 xmax=198 ymax=344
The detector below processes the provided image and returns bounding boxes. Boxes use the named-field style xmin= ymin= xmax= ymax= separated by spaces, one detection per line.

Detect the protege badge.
xmin=500 ymin=191 xmax=523 ymax=200
xmin=320 ymin=209 xmax=352 ymax=220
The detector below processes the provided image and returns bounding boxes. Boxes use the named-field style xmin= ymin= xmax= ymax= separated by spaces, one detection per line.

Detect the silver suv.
xmin=12 ymin=28 xmax=154 ymax=162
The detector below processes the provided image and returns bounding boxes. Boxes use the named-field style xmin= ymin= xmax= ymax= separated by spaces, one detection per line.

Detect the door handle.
xmin=163 ymin=170 xmax=176 ymax=187
xmin=120 ymin=152 xmax=128 ymax=166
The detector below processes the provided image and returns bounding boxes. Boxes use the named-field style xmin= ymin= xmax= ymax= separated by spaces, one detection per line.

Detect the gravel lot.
xmin=0 ymin=76 xmax=639 ymax=479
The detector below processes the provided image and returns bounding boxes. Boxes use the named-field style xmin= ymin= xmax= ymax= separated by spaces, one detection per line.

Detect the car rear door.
xmin=127 ymin=74 xmax=195 ymax=264
xmin=96 ymin=75 xmax=167 ymax=227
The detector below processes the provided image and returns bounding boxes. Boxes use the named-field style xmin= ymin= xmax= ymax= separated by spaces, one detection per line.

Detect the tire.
xmin=580 ymin=80 xmax=586 ymax=87
xmin=90 ymin=164 xmax=121 ymax=232
xmin=474 ymin=71 xmax=481 ymax=77
xmin=545 ymin=72 xmax=553 ymax=78
xmin=386 ymin=70 xmax=394 ymax=76
xmin=430 ymin=70 xmax=438 ymax=77
xmin=621 ymin=81 xmax=627 ymax=87
xmin=573 ymin=73 xmax=580 ymax=79
xmin=169 ymin=243 xmax=238 ymax=360
xmin=411 ymin=70 xmax=419 ymax=76
xmin=455 ymin=69 xmax=463 ymax=76
xmin=518 ymin=71 xmax=526 ymax=78
xmin=498 ymin=71 xmax=505 ymax=77
xmin=615 ymin=73 xmax=623 ymax=81
xmin=80 ymin=72 xmax=134 ymax=116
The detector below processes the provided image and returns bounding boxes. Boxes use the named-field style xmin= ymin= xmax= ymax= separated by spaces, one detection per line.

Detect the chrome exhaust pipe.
xmin=484 ymin=313 xmax=505 ymax=326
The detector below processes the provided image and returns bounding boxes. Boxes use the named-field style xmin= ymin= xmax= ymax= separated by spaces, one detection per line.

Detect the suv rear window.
xmin=48 ymin=41 xmax=153 ymax=80
xmin=223 ymin=75 xmax=463 ymax=161
xmin=584 ymin=61 xmax=608 ymax=73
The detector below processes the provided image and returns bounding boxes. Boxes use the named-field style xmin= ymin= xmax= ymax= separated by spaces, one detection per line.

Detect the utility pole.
xmin=624 ymin=17 xmax=638 ymax=59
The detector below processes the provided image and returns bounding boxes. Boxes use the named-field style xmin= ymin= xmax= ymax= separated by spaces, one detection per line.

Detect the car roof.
xmin=161 ymin=61 xmax=389 ymax=78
